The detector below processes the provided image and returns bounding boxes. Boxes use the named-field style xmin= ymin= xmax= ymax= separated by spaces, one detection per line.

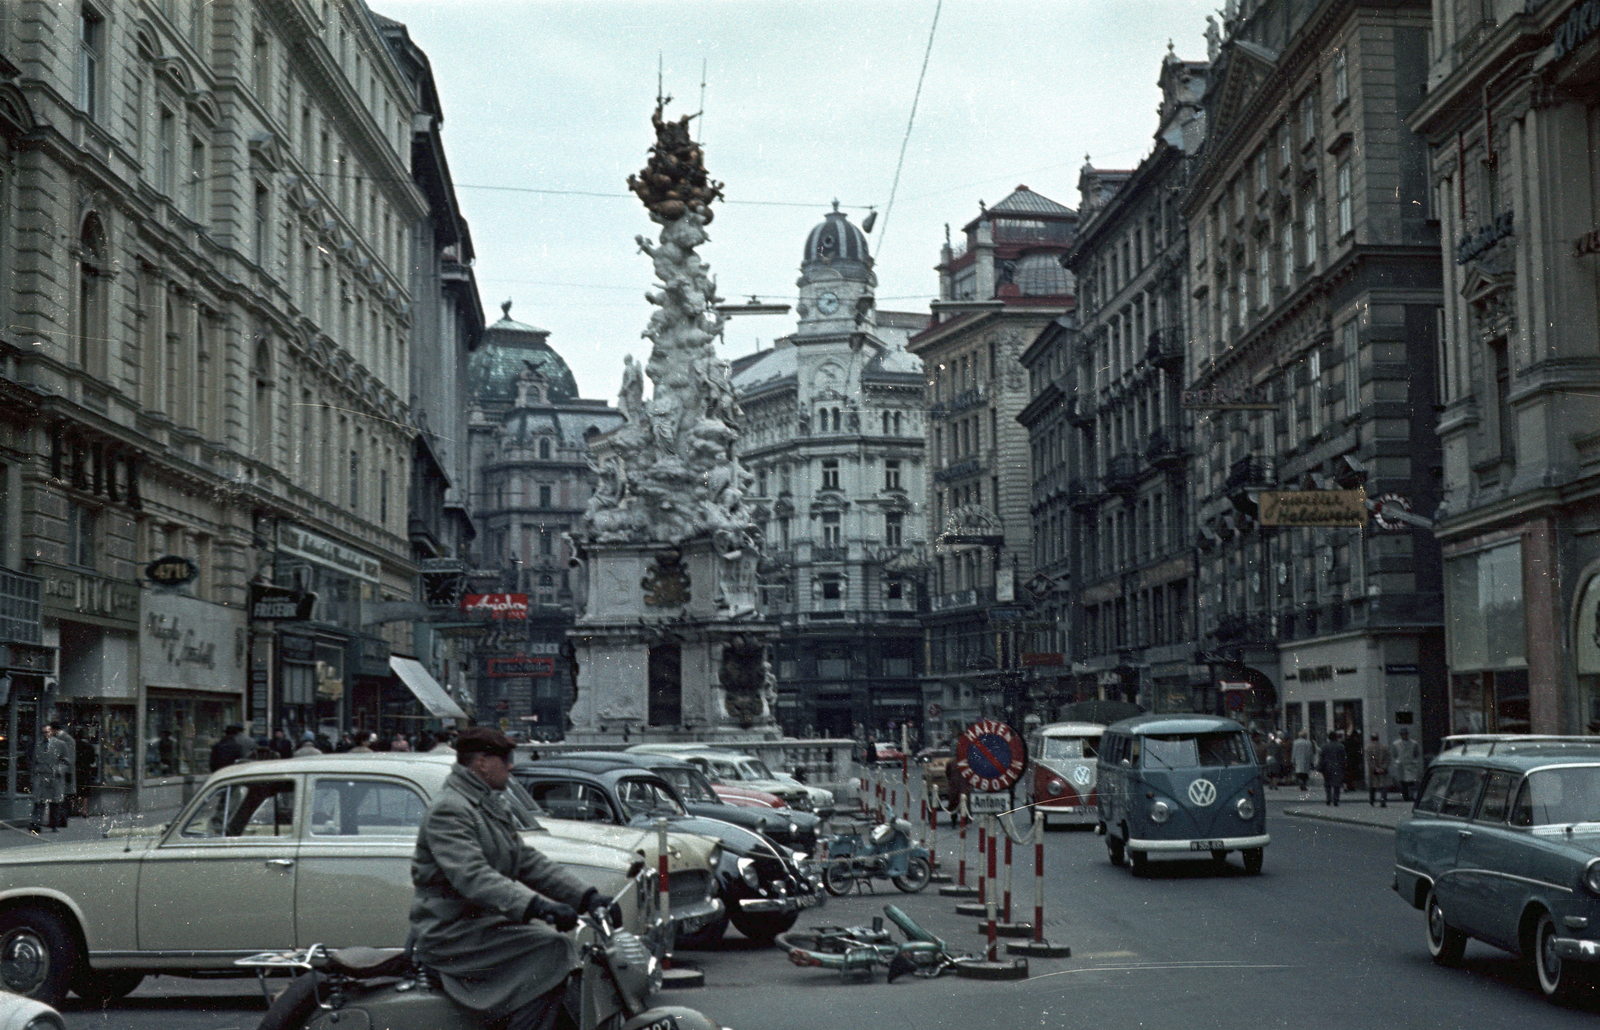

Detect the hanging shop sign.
xmin=461 ymin=593 xmax=529 ymax=619
xmin=35 ymin=561 xmax=141 ymax=628
xmin=1257 ymin=489 xmax=1368 ymax=527
xmin=249 ymin=583 xmax=317 ymax=621
xmin=144 ymin=555 xmax=199 ymax=587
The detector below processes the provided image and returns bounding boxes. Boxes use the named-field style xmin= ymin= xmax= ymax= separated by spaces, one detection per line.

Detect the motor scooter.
xmin=239 ymin=910 xmax=727 ymax=1030
xmin=822 ymin=816 xmax=932 ymax=896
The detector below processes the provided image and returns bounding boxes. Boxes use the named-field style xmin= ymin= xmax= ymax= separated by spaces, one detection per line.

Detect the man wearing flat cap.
xmin=409 ymin=726 xmax=612 ymax=1030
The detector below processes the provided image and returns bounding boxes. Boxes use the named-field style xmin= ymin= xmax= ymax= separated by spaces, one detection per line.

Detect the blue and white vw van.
xmin=1096 ymin=714 xmax=1269 ymax=875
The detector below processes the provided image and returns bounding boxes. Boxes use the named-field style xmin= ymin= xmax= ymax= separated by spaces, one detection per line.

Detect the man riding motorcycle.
xmin=410 ymin=727 xmax=612 ymax=1030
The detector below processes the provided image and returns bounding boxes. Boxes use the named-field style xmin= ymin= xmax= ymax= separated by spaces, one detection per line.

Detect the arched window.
xmin=538 ymin=437 xmax=550 ymax=460
xmin=893 ymin=411 xmax=903 ymax=435
xmin=77 ymin=215 xmax=107 ymax=375
xmin=253 ymin=337 xmax=273 ymax=460
xmin=195 ymin=316 xmax=210 ymax=435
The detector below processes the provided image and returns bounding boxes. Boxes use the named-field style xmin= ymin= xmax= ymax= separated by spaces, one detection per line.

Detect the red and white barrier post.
xmin=1002 ymin=832 xmax=1013 ymax=924
xmin=985 ymin=815 xmax=998 ymax=961
xmin=657 ymin=817 xmax=671 ymax=969
xmin=958 ymin=815 xmax=968 ymax=885
xmin=1033 ymin=815 xmax=1045 ymax=943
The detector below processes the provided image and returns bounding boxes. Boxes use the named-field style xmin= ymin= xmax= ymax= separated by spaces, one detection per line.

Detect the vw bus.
xmin=1096 ymin=714 xmax=1269 ymax=875
xmin=1026 ymin=721 xmax=1105 ymax=828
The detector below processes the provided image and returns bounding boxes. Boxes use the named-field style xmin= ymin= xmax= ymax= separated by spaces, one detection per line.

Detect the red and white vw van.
xmin=1027 ymin=721 xmax=1106 ymax=827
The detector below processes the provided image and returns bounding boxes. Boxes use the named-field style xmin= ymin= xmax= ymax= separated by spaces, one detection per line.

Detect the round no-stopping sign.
xmin=954 ymin=719 xmax=1027 ymax=792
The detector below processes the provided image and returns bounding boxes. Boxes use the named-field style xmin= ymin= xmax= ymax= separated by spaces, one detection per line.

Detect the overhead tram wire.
xmin=452 ymin=183 xmax=873 ymax=210
xmin=873 ymin=0 xmax=943 ymax=264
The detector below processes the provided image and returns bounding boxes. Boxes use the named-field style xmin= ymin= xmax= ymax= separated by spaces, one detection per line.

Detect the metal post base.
xmin=1006 ymin=940 xmax=1072 ymax=958
xmin=951 ymin=956 xmax=1029 ymax=980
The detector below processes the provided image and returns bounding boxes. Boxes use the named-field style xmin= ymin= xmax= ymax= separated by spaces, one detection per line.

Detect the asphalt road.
xmin=58 ymin=813 xmax=1600 ymax=1030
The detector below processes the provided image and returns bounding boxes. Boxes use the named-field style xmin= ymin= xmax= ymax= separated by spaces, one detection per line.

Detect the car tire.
xmin=1210 ymin=849 xmax=1229 ymax=868
xmin=893 ymin=856 xmax=932 ymax=893
xmin=71 ymin=968 xmax=145 ymax=1004
xmin=1242 ymin=848 xmax=1264 ymax=875
xmin=728 ymin=909 xmax=798 ymax=945
xmin=1535 ymin=909 xmax=1583 ymax=1000
xmin=1129 ymin=849 xmax=1149 ymax=877
xmin=257 ymin=972 xmax=322 ymax=1030
xmin=1107 ymin=835 xmax=1125 ymax=866
xmin=0 ymin=907 xmax=75 ymax=1007
xmin=823 ymin=862 xmax=855 ymax=897
xmin=1424 ymin=888 xmax=1467 ymax=966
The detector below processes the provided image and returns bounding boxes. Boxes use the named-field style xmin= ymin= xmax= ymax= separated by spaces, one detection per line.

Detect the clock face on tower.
xmin=816 ymin=291 xmax=840 ymax=315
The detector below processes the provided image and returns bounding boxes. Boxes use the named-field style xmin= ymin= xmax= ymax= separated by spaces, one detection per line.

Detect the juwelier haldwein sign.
xmin=1257 ymin=489 xmax=1368 ymax=527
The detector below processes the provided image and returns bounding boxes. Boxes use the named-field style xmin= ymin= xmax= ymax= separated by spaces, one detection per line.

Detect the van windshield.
xmin=1141 ymin=732 xmax=1254 ymax=770
xmin=1039 ymin=736 xmax=1098 ymax=761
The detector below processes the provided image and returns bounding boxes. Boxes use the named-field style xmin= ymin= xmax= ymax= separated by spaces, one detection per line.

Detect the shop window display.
xmin=144 ymin=692 xmax=240 ymax=779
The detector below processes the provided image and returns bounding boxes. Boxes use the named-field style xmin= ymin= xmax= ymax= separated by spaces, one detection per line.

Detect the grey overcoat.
xmin=409 ymin=763 xmax=589 ymax=1018
xmin=32 ymin=737 xmax=64 ymax=803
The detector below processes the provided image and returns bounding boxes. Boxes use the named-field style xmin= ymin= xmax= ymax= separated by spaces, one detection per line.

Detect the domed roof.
xmin=802 ymin=204 xmax=872 ymax=282
xmin=1014 ymin=252 xmax=1074 ymax=297
xmin=468 ymin=301 xmax=579 ymax=404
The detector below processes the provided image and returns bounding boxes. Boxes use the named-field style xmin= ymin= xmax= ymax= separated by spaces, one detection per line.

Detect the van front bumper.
xmin=1126 ymin=834 xmax=1270 ymax=853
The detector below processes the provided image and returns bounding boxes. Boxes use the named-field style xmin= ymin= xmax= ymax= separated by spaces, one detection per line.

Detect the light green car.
xmin=0 ymin=751 xmax=723 ymax=1007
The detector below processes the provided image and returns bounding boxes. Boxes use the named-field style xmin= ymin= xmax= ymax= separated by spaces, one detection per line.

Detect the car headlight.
xmin=736 ymin=856 xmax=761 ymax=888
xmin=1585 ymin=859 xmax=1600 ymax=896
xmin=1236 ymin=797 xmax=1256 ymax=820
xmin=788 ymin=821 xmax=799 ymax=836
xmin=1047 ymin=778 xmax=1066 ymax=795
xmin=1150 ymin=800 xmax=1171 ymax=824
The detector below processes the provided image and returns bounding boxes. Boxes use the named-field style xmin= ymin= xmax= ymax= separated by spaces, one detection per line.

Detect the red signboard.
xmin=1020 ymin=652 xmax=1065 ymax=667
xmin=460 ymin=593 xmax=529 ymax=619
xmin=488 ymin=655 xmax=555 ymax=677
xmin=954 ymin=719 xmax=1028 ymax=793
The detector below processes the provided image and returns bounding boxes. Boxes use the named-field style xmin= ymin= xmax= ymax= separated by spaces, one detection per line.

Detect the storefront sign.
xmin=1384 ymin=663 xmax=1419 ymax=675
xmin=351 ymin=636 xmax=391 ymax=678
xmin=1455 ymin=210 xmax=1514 ymax=265
xmin=1181 ymin=385 xmax=1277 ymax=410
xmin=279 ymin=525 xmax=382 ymax=583
xmin=1021 ymin=652 xmax=1065 ymax=667
xmin=144 ymin=555 xmax=199 ymax=587
xmin=280 ymin=633 xmax=316 ymax=664
xmin=1553 ymin=0 xmax=1600 ymax=62
xmin=461 ymin=593 xmax=529 ymax=619
xmin=1258 ymin=489 xmax=1367 ymax=527
xmin=249 ymin=584 xmax=317 ymax=621
xmin=487 ymin=655 xmax=555 ymax=677
xmin=35 ymin=562 xmax=140 ymax=627
xmin=140 ymin=592 xmax=245 ymax=693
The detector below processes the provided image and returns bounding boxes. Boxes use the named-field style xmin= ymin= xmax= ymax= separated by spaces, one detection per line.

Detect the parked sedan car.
xmin=709 ymin=783 xmax=791 ymax=809
xmin=514 ymin=754 xmax=823 ymax=944
xmin=576 ymin=751 xmax=820 ymax=853
xmin=1394 ymin=735 xmax=1600 ymax=1000
xmin=628 ymin=745 xmax=835 ymax=814
xmin=0 ymin=752 xmax=717 ymax=1007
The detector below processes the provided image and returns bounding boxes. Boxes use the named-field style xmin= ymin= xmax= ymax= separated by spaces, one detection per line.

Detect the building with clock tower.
xmin=730 ymin=206 xmax=928 ymax=738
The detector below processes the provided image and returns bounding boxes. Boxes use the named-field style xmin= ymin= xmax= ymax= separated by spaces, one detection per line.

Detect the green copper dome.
xmin=468 ymin=301 xmax=580 ymax=404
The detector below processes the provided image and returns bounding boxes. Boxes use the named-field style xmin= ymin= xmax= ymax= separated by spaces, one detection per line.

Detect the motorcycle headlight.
xmin=1236 ymin=797 xmax=1256 ymax=820
xmin=736 ymin=856 xmax=761 ymax=888
xmin=1047 ymin=778 xmax=1066 ymax=795
xmin=1150 ymin=800 xmax=1171 ymax=824
xmin=788 ymin=821 xmax=798 ymax=837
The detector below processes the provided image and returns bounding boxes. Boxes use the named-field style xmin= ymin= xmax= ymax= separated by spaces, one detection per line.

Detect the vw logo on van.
xmin=1071 ymin=765 xmax=1093 ymax=786
xmin=1187 ymin=778 xmax=1218 ymax=807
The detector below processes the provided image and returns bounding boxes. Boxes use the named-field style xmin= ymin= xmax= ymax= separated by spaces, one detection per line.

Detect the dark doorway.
xmin=648 ymin=644 xmax=682 ymax=726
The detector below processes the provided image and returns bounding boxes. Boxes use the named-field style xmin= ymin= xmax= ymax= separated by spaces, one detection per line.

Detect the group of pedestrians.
xmin=206 ymin=725 xmax=458 ymax=772
xmin=1285 ymin=726 xmax=1423 ymax=807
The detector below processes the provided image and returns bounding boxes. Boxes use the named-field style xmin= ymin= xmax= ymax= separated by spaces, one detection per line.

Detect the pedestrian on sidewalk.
xmin=1365 ymin=733 xmax=1392 ymax=808
xmin=1391 ymin=727 xmax=1422 ymax=802
xmin=29 ymin=726 xmax=66 ymax=833
xmin=294 ymin=731 xmax=322 ymax=757
xmin=1291 ymin=730 xmax=1313 ymax=793
xmin=50 ymin=723 xmax=76 ymax=819
xmin=209 ymin=724 xmax=247 ymax=772
xmin=1319 ymin=732 xmax=1347 ymax=807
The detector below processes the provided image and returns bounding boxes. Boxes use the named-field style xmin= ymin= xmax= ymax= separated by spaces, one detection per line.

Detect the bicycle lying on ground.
xmin=775 ymin=904 xmax=973 ymax=983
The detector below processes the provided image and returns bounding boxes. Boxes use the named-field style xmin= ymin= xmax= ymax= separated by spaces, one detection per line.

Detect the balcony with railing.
xmin=1104 ymin=453 xmax=1140 ymax=494
xmin=1145 ymin=427 xmax=1187 ymax=469
xmin=1145 ymin=327 xmax=1184 ymax=370
xmin=1225 ymin=455 xmax=1277 ymax=493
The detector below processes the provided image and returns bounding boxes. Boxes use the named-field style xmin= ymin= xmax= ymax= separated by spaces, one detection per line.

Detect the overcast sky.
xmin=376 ymin=0 xmax=1220 ymax=401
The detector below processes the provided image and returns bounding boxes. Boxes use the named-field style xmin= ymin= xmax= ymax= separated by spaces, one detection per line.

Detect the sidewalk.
xmin=0 ymin=806 xmax=181 ymax=850
xmin=1263 ymin=786 xmax=1411 ymax=832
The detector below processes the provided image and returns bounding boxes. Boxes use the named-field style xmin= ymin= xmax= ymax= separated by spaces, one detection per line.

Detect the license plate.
xmin=1189 ymin=840 xmax=1226 ymax=851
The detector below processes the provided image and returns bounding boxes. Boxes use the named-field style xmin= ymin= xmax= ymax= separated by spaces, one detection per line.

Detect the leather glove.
xmin=580 ymin=887 xmax=614 ymax=918
xmin=525 ymin=896 xmax=578 ymax=932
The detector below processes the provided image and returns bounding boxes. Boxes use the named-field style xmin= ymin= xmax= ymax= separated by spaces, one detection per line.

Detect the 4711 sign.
xmin=954 ymin=718 xmax=1028 ymax=793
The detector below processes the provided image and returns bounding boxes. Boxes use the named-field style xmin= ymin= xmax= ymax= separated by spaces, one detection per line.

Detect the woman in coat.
xmin=1290 ymin=730 xmax=1314 ymax=792
xmin=410 ymin=727 xmax=609 ymax=1030
xmin=29 ymin=727 xmax=65 ymax=832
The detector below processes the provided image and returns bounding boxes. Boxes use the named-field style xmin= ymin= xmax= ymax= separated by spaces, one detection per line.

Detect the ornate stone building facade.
xmin=730 ymin=207 xmax=927 ymax=737
xmin=1411 ymin=0 xmax=1600 ymax=735
xmin=912 ymin=187 xmax=1075 ymax=738
xmin=1042 ymin=51 xmax=1209 ymax=716
xmin=0 ymin=1 xmax=474 ymax=814
xmin=465 ymin=306 xmax=621 ymax=732
xmin=1184 ymin=0 xmax=1445 ymax=752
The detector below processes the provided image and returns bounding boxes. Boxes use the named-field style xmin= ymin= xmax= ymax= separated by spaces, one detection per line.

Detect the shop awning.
xmin=389 ymin=656 xmax=469 ymax=720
